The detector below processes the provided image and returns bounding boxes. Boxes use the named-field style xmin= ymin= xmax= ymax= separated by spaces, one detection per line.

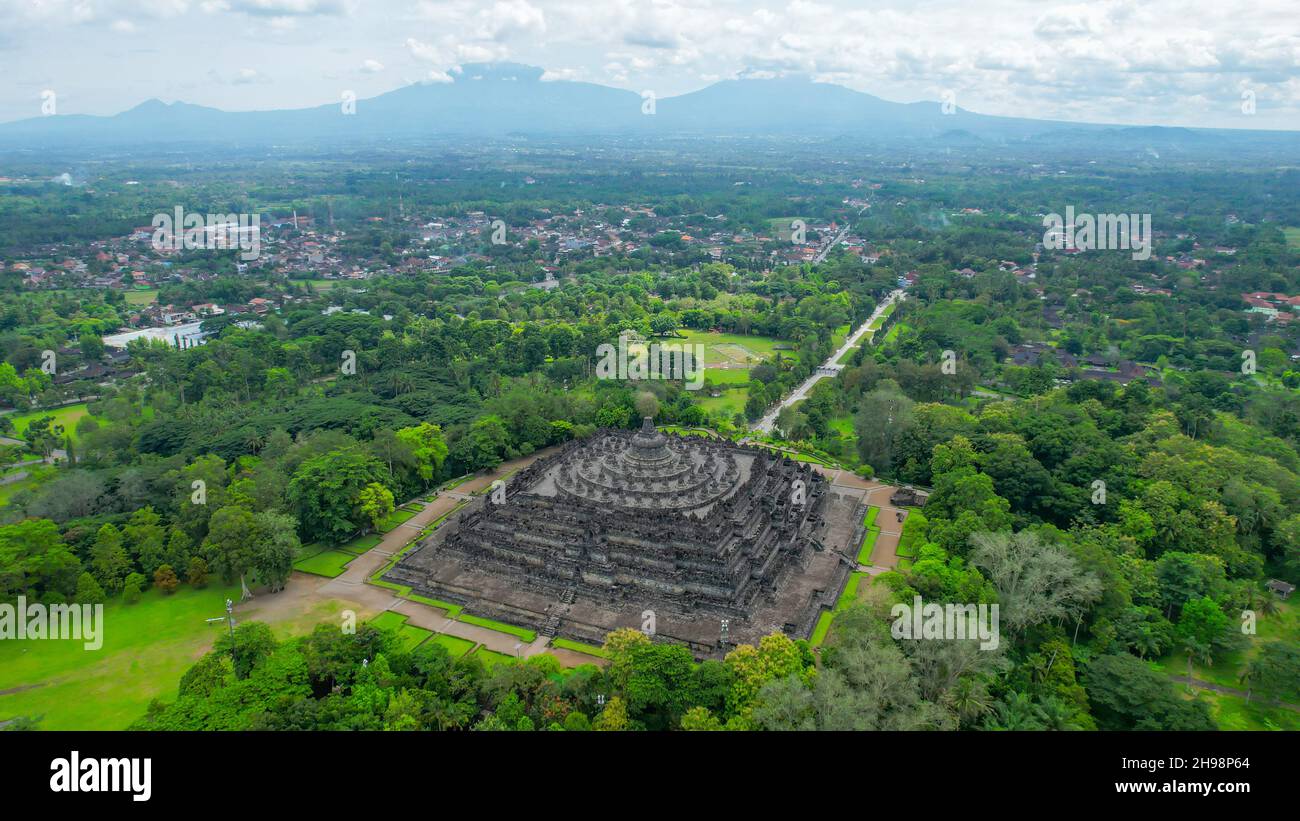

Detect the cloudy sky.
xmin=2 ymin=0 xmax=1298 ymax=129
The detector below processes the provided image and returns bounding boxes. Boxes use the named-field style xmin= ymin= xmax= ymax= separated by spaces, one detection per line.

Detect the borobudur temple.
xmin=384 ymin=418 xmax=866 ymax=657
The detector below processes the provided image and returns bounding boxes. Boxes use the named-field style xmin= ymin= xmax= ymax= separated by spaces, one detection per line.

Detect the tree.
xmin=678 ymin=706 xmax=723 ymax=731
xmin=357 ymin=482 xmax=395 ymax=534
xmin=203 ymin=505 xmax=259 ymax=599
xmin=969 ymin=531 xmax=1102 ymax=636
xmin=288 ymin=448 xmax=389 ymax=544
xmin=122 ymin=572 xmax=146 ymax=604
xmin=1083 ymin=653 xmax=1216 ymax=730
xmin=73 ymin=571 xmax=105 ymax=605
xmin=188 ymin=556 xmax=209 ymax=589
xmin=154 ymin=564 xmax=180 ymax=594
xmin=252 ymin=511 xmax=300 ymax=593
xmin=1175 ymin=596 xmax=1231 ymax=683
xmin=214 ymin=621 xmax=279 ymax=679
xmin=592 ymin=695 xmax=630 ymax=731
xmin=90 ymin=523 xmax=130 ymax=594
xmin=395 ymin=423 xmax=449 ymax=487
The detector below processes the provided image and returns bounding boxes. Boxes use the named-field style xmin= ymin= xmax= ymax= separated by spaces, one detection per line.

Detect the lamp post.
xmin=205 ymin=599 xmax=237 ymax=661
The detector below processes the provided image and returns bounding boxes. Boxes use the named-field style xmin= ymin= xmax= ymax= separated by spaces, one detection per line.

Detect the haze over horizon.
xmin=3 ymin=0 xmax=1298 ymax=131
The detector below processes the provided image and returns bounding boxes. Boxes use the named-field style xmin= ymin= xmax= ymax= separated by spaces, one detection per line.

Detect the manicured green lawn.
xmin=551 ymin=638 xmax=610 ymax=658
xmin=292 ymin=548 xmax=355 ymax=578
xmin=396 ymin=624 xmax=434 ymax=651
xmin=855 ymin=508 xmax=882 ymax=564
xmin=429 ymin=634 xmax=476 ymax=658
xmin=339 ymin=533 xmax=382 ymax=555
xmin=459 ymin=614 xmax=536 ymax=642
xmin=368 ymin=610 xmax=408 ymax=632
xmin=703 ymin=368 xmax=751 ymax=385
xmin=0 ymin=583 xmax=240 ymax=731
xmin=9 ymin=402 xmax=99 ymax=444
xmin=378 ymin=507 xmax=419 ymax=533
xmin=473 ymin=648 xmax=519 ymax=668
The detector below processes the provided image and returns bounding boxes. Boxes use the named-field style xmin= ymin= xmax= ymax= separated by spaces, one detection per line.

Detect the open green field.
xmin=1284 ymin=227 xmax=1300 ymax=249
xmin=767 ymin=217 xmax=808 ymax=238
xmin=0 ymin=583 xmax=241 ymax=730
xmin=664 ymin=329 xmax=783 ymax=369
xmin=828 ymin=415 xmax=854 ymax=437
xmin=289 ymin=279 xmax=340 ymax=291
xmin=698 ymin=388 xmax=747 ymax=417
xmin=883 ymin=321 xmax=909 ymax=345
xmin=124 ymin=288 xmax=159 ymax=306
xmin=9 ymin=402 xmax=99 ymax=444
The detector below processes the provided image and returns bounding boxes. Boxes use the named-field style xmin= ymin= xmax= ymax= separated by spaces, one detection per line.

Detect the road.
xmin=753 ymin=288 xmax=904 ymax=434
xmin=812 ymin=224 xmax=851 ymax=263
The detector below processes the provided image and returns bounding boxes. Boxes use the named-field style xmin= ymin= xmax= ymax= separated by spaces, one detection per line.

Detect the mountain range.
xmin=3 ymin=62 xmax=1296 ymax=155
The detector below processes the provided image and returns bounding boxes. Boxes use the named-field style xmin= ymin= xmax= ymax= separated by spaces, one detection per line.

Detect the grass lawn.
xmin=703 ymin=368 xmax=751 ymax=385
xmin=473 ymin=648 xmax=519 ymax=668
xmin=377 ymin=507 xmax=419 ymax=533
xmin=665 ymin=329 xmax=783 ymax=368
xmin=368 ymin=610 xmax=408 ymax=632
xmin=0 ymin=583 xmax=241 ymax=731
xmin=396 ymin=624 xmax=434 ymax=652
xmin=458 ymin=614 xmax=536 ymax=642
xmin=429 ymin=634 xmax=476 ymax=658
xmin=1284 ymin=227 xmax=1300 ymax=249
xmin=338 ymin=533 xmax=383 ymax=555
xmin=9 ymin=402 xmax=99 ymax=444
xmin=1190 ymin=689 xmax=1300 ymax=731
xmin=124 ymin=288 xmax=159 ymax=306
xmin=855 ymin=508 xmax=882 ymax=564
xmin=698 ymin=388 xmax=747 ymax=417
xmin=292 ymin=548 xmax=355 ymax=578
xmin=812 ymin=571 xmax=869 ymax=646
xmin=883 ymin=322 xmax=909 ymax=345
xmin=551 ymin=638 xmax=610 ymax=658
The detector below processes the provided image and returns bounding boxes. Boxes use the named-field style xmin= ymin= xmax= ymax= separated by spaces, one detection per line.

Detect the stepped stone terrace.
xmin=385 ymin=419 xmax=866 ymax=657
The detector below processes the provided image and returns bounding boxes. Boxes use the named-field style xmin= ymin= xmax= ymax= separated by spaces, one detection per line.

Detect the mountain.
xmin=2 ymin=62 xmax=1295 ymax=155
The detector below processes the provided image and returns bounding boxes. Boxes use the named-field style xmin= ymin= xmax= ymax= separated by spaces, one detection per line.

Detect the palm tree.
xmin=1035 ymin=696 xmax=1082 ymax=731
xmin=983 ymin=692 xmax=1045 ymax=731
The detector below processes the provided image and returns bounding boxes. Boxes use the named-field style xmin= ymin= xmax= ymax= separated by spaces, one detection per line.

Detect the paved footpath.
xmin=239 ymin=445 xmax=607 ymax=665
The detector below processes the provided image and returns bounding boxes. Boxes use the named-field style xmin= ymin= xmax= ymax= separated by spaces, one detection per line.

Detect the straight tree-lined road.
xmin=754 ymin=289 xmax=904 ymax=434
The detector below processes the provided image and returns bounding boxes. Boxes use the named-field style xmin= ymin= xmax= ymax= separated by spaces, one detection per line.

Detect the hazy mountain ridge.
xmin=3 ymin=62 xmax=1296 ymax=153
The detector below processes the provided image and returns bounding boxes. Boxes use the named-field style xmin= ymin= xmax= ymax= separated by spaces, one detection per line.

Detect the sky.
xmin=2 ymin=0 xmax=1298 ymax=130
